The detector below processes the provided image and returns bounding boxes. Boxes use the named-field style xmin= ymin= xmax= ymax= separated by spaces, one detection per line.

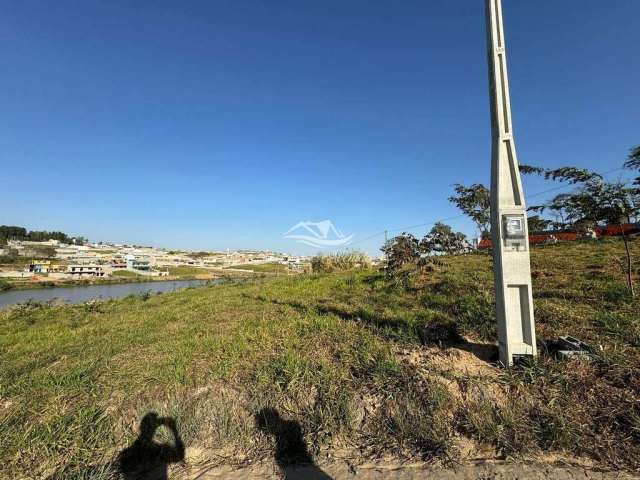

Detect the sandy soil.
xmin=167 ymin=343 xmax=639 ymax=480
xmin=176 ymin=460 xmax=638 ymax=480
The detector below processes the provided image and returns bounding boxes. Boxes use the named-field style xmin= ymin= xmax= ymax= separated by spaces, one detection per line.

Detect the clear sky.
xmin=2 ymin=0 xmax=638 ymax=255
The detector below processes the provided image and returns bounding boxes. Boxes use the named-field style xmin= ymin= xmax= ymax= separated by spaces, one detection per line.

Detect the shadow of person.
xmin=255 ymin=408 xmax=332 ymax=480
xmin=117 ymin=412 xmax=185 ymax=480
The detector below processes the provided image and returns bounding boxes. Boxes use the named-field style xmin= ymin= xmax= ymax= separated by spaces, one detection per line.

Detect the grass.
xmin=225 ymin=262 xmax=289 ymax=274
xmin=0 ymin=255 xmax=30 ymax=265
xmin=166 ymin=265 xmax=214 ymax=277
xmin=111 ymin=270 xmax=142 ymax=278
xmin=0 ymin=238 xmax=639 ymax=478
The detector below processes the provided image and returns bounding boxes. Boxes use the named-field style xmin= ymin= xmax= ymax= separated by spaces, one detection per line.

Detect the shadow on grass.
xmin=250 ymin=294 xmax=498 ymax=364
xmin=255 ymin=408 xmax=332 ymax=480
xmin=44 ymin=412 xmax=185 ymax=480
xmin=454 ymin=341 xmax=499 ymax=363
xmin=117 ymin=412 xmax=185 ymax=480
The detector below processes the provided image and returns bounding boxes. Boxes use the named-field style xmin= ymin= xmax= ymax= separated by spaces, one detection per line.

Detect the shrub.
xmin=311 ymin=251 xmax=370 ymax=273
xmin=0 ymin=249 xmax=20 ymax=264
xmin=381 ymin=233 xmax=446 ymax=289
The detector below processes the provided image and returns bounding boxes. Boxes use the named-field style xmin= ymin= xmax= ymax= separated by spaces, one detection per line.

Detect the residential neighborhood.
xmin=0 ymin=236 xmax=310 ymax=284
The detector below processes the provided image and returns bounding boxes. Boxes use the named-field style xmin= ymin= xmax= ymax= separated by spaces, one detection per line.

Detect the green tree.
xmin=526 ymin=162 xmax=640 ymax=296
xmin=0 ymin=226 xmax=28 ymax=244
xmin=381 ymin=233 xmax=421 ymax=276
xmin=0 ymin=225 xmax=75 ymax=244
xmin=623 ymin=145 xmax=640 ymax=185
xmin=448 ymin=184 xmax=491 ymax=238
xmin=420 ymin=222 xmax=468 ymax=255
xmin=381 ymin=231 xmax=449 ymax=288
xmin=526 ymin=215 xmax=552 ymax=232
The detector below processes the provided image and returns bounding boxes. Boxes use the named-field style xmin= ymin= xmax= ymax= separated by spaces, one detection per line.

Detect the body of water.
xmin=0 ymin=279 xmax=215 ymax=309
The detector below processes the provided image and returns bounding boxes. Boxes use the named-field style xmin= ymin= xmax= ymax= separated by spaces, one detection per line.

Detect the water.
xmin=0 ymin=279 xmax=217 ymax=309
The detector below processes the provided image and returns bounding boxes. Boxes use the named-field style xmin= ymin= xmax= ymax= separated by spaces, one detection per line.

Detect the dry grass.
xmin=225 ymin=262 xmax=289 ymax=274
xmin=311 ymin=251 xmax=370 ymax=273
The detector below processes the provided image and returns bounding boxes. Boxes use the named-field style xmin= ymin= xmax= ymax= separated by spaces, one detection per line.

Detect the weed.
xmin=311 ymin=251 xmax=370 ymax=273
xmin=368 ymin=370 xmax=453 ymax=461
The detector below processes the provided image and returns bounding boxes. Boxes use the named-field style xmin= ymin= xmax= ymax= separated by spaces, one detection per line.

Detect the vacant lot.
xmin=0 ymin=239 xmax=638 ymax=479
xmin=225 ymin=262 xmax=290 ymax=274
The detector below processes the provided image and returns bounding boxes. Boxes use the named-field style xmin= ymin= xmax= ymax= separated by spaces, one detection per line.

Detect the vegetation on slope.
xmin=225 ymin=262 xmax=290 ymax=274
xmin=111 ymin=270 xmax=143 ymax=278
xmin=311 ymin=251 xmax=370 ymax=273
xmin=165 ymin=266 xmax=218 ymax=277
xmin=0 ymin=239 xmax=638 ymax=478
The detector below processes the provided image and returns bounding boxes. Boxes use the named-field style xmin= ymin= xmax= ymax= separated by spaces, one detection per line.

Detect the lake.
xmin=0 ymin=279 xmax=216 ymax=309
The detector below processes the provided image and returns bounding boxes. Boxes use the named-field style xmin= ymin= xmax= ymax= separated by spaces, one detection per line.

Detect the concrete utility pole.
xmin=485 ymin=0 xmax=536 ymax=366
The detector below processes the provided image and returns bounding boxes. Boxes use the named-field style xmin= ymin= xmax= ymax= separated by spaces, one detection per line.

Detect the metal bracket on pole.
xmin=485 ymin=0 xmax=537 ymax=366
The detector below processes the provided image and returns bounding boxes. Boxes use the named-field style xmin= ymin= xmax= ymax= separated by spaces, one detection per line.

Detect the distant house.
xmin=28 ymin=260 xmax=51 ymax=273
xmin=125 ymin=254 xmax=151 ymax=271
xmin=67 ymin=265 xmax=105 ymax=277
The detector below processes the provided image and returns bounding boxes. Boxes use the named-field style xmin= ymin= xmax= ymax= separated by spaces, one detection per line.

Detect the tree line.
xmin=0 ymin=225 xmax=86 ymax=246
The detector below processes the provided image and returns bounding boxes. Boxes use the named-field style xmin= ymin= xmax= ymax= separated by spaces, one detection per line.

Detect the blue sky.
xmin=1 ymin=0 xmax=638 ymax=255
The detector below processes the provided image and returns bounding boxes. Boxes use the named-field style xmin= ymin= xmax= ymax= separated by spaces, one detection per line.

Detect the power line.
xmin=347 ymin=166 xmax=629 ymax=248
xmin=348 ymin=214 xmax=467 ymax=247
xmin=525 ymin=166 xmax=626 ymax=200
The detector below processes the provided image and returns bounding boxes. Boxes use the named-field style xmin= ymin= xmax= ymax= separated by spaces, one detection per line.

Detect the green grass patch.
xmin=111 ymin=270 xmax=142 ymax=278
xmin=166 ymin=266 xmax=209 ymax=277
xmin=225 ymin=262 xmax=289 ymax=274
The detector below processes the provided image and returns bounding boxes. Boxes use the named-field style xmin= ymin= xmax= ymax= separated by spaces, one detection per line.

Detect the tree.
xmin=382 ymin=232 xmax=435 ymax=288
xmin=0 ymin=226 xmax=28 ymax=244
xmin=527 ymin=164 xmax=640 ymax=296
xmin=381 ymin=230 xmax=452 ymax=289
xmin=420 ymin=222 xmax=468 ymax=255
xmin=448 ymin=184 xmax=491 ymax=238
xmin=528 ymin=191 xmax=595 ymax=231
xmin=590 ymin=181 xmax=639 ymax=296
xmin=518 ymin=164 xmax=545 ymax=176
xmin=0 ymin=225 xmax=75 ymax=244
xmin=541 ymin=166 xmax=602 ymax=184
xmin=381 ymin=233 xmax=421 ymax=276
xmin=526 ymin=215 xmax=552 ymax=233
xmin=623 ymin=145 xmax=640 ymax=185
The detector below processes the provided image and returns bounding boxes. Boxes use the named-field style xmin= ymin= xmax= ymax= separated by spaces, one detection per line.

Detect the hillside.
xmin=0 ymin=239 xmax=639 ymax=479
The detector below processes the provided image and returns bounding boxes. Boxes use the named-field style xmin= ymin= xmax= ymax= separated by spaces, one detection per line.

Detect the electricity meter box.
xmin=502 ymin=214 xmax=526 ymax=251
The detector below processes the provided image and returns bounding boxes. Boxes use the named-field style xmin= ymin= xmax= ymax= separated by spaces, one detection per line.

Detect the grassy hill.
xmin=0 ymin=239 xmax=638 ymax=478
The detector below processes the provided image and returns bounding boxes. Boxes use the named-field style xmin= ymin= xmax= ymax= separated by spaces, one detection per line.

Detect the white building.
xmin=125 ymin=254 xmax=151 ymax=271
xmin=67 ymin=265 xmax=105 ymax=277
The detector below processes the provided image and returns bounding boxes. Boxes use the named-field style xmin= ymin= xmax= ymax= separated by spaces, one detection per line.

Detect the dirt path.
xmin=178 ymin=460 xmax=638 ymax=479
